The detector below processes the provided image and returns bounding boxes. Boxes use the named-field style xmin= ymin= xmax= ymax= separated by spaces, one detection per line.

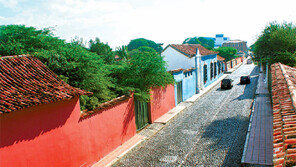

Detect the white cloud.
xmin=1 ymin=0 xmax=296 ymax=48
xmin=0 ymin=0 xmax=19 ymax=9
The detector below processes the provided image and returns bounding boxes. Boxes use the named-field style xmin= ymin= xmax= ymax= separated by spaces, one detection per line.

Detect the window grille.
xmin=210 ymin=62 xmax=214 ymax=80
xmin=203 ymin=64 xmax=207 ymax=84
xmin=214 ymin=62 xmax=217 ymax=77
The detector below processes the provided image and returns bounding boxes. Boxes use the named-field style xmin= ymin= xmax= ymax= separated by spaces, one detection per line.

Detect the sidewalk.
xmin=93 ymin=62 xmax=244 ymax=167
xmin=241 ymin=72 xmax=273 ymax=166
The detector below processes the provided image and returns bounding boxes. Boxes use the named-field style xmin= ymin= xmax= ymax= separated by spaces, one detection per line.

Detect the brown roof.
xmin=168 ymin=68 xmax=184 ymax=74
xmin=168 ymin=68 xmax=195 ymax=74
xmin=217 ymin=55 xmax=225 ymax=61
xmin=167 ymin=44 xmax=218 ymax=58
xmin=271 ymin=63 xmax=296 ymax=166
xmin=0 ymin=55 xmax=90 ymax=113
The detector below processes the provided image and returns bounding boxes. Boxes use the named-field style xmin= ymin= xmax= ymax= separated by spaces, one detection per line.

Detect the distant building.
xmin=195 ymin=34 xmax=229 ymax=48
xmin=222 ymin=40 xmax=248 ymax=54
xmin=214 ymin=34 xmax=230 ymax=48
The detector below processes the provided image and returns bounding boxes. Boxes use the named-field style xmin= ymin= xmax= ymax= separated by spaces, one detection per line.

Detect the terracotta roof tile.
xmin=217 ymin=55 xmax=225 ymax=61
xmin=168 ymin=44 xmax=218 ymax=57
xmin=168 ymin=68 xmax=184 ymax=74
xmin=168 ymin=68 xmax=195 ymax=74
xmin=0 ymin=55 xmax=91 ymax=114
xmin=271 ymin=63 xmax=296 ymax=166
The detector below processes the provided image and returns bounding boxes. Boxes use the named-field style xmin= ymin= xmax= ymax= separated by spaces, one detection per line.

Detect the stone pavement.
xmin=92 ymin=62 xmax=245 ymax=167
xmin=241 ymin=72 xmax=273 ymax=166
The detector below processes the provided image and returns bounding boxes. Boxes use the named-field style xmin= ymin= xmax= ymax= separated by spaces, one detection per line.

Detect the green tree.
xmin=197 ymin=37 xmax=215 ymax=50
xmin=254 ymin=22 xmax=296 ymax=66
xmin=0 ymin=25 xmax=116 ymax=110
xmin=115 ymin=45 xmax=128 ymax=60
xmin=127 ymin=38 xmax=163 ymax=53
xmin=89 ymin=38 xmax=115 ymax=64
xmin=116 ymin=49 xmax=174 ymax=100
xmin=183 ymin=37 xmax=215 ymax=50
xmin=214 ymin=47 xmax=237 ymax=61
xmin=0 ymin=24 xmax=176 ymax=110
xmin=183 ymin=37 xmax=201 ymax=44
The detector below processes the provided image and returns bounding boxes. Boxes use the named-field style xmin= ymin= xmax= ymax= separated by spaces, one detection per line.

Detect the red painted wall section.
xmin=149 ymin=85 xmax=175 ymax=123
xmin=0 ymin=96 xmax=136 ymax=167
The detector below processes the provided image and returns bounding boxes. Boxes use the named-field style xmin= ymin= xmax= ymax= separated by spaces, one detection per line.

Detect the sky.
xmin=0 ymin=0 xmax=296 ymax=49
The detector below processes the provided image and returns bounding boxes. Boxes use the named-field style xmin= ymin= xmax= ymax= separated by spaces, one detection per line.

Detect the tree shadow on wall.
xmin=122 ymin=97 xmax=136 ymax=141
xmin=1 ymin=98 xmax=76 ymax=147
xmin=150 ymin=86 xmax=167 ymax=111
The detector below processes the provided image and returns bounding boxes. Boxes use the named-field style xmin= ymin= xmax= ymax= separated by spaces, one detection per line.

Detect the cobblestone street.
xmin=113 ymin=63 xmax=259 ymax=167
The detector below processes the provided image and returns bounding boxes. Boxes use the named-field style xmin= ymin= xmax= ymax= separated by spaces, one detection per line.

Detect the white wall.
xmin=162 ymin=47 xmax=195 ymax=71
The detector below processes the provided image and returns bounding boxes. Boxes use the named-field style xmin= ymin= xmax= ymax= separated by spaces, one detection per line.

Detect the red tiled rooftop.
xmin=271 ymin=63 xmax=296 ymax=167
xmin=167 ymin=44 xmax=218 ymax=57
xmin=168 ymin=68 xmax=195 ymax=74
xmin=168 ymin=68 xmax=184 ymax=74
xmin=0 ymin=55 xmax=90 ymax=113
xmin=217 ymin=55 xmax=225 ymax=61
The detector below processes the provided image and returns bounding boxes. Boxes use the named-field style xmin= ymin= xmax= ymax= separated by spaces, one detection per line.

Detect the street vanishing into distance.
xmin=113 ymin=63 xmax=259 ymax=166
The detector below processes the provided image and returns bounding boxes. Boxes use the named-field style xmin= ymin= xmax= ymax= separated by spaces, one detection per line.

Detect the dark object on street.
xmin=221 ymin=79 xmax=233 ymax=89
xmin=247 ymin=59 xmax=252 ymax=64
xmin=240 ymin=76 xmax=251 ymax=84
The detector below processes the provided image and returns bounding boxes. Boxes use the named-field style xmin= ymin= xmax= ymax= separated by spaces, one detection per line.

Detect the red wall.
xmin=149 ymin=85 xmax=175 ymax=123
xmin=0 ymin=96 xmax=136 ymax=167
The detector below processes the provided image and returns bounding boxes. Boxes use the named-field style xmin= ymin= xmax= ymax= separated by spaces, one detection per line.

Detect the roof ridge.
xmin=0 ymin=54 xmax=30 ymax=59
xmin=278 ymin=63 xmax=296 ymax=109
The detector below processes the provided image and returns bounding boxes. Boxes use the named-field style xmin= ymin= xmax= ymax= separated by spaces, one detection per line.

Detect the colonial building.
xmin=162 ymin=44 xmax=225 ymax=104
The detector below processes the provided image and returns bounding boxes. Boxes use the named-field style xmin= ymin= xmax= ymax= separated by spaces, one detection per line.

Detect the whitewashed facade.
xmin=162 ymin=46 xmax=197 ymax=71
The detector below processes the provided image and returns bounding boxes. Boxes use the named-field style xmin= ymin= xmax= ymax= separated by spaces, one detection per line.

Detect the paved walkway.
xmin=92 ymin=62 xmax=245 ymax=167
xmin=241 ymin=72 xmax=273 ymax=166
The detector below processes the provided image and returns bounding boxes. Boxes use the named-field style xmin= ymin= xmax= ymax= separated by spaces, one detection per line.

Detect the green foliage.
xmin=183 ymin=37 xmax=215 ymax=50
xmin=253 ymin=22 xmax=296 ymax=66
xmin=127 ymin=38 xmax=163 ymax=53
xmin=183 ymin=37 xmax=201 ymax=44
xmin=198 ymin=37 xmax=215 ymax=50
xmin=116 ymin=49 xmax=174 ymax=101
xmin=137 ymin=46 xmax=157 ymax=53
xmin=213 ymin=47 xmax=237 ymax=61
xmin=0 ymin=25 xmax=62 ymax=55
xmin=0 ymin=25 xmax=116 ymax=110
xmin=80 ymin=95 xmax=99 ymax=110
xmin=272 ymin=51 xmax=296 ymax=66
xmin=89 ymin=38 xmax=115 ymax=64
xmin=0 ymin=24 xmax=174 ymax=109
xmin=115 ymin=45 xmax=128 ymax=60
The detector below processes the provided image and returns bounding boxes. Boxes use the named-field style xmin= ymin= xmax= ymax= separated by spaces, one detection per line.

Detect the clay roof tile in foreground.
xmin=271 ymin=63 xmax=296 ymax=167
xmin=0 ymin=55 xmax=91 ymax=114
xmin=169 ymin=44 xmax=218 ymax=58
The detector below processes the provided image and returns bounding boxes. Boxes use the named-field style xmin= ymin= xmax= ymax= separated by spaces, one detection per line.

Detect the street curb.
xmin=93 ymin=62 xmax=244 ymax=167
xmin=92 ymin=134 xmax=146 ymax=167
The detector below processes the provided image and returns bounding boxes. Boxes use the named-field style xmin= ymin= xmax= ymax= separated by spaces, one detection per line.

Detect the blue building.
xmin=170 ymin=68 xmax=196 ymax=105
xmin=199 ymin=54 xmax=225 ymax=88
xmin=163 ymin=44 xmax=225 ymax=104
